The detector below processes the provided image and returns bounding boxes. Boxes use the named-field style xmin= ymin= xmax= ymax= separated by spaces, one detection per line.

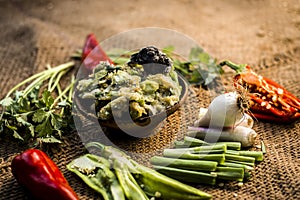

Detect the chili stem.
xmin=218 ymin=60 xmax=247 ymax=73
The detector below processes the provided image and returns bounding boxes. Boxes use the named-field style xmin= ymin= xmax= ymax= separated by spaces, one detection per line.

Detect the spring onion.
xmin=188 ymin=126 xmax=257 ymax=147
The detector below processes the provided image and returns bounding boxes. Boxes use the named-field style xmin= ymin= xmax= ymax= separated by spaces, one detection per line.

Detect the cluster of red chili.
xmin=220 ymin=61 xmax=300 ymax=123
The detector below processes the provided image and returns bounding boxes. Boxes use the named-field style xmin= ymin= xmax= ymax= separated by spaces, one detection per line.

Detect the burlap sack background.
xmin=0 ymin=0 xmax=299 ymax=199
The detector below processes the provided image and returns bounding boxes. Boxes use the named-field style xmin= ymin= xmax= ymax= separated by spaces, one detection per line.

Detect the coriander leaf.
xmin=50 ymin=113 xmax=63 ymax=130
xmin=42 ymin=90 xmax=54 ymax=108
xmin=28 ymin=125 xmax=35 ymax=137
xmin=0 ymin=97 xmax=13 ymax=107
xmin=189 ymin=47 xmax=203 ymax=59
xmin=13 ymin=131 xmax=24 ymax=141
xmin=190 ymin=70 xmax=203 ymax=84
xmin=172 ymin=46 xmax=223 ymax=86
xmin=39 ymin=137 xmax=62 ymax=143
xmin=16 ymin=116 xmax=31 ymax=127
xmin=19 ymin=97 xmax=32 ymax=112
xmin=29 ymin=85 xmax=41 ymax=101
xmin=56 ymin=130 xmax=62 ymax=137
xmin=199 ymin=52 xmax=210 ymax=63
xmin=6 ymin=123 xmax=18 ymax=131
xmin=0 ymin=122 xmax=4 ymax=133
xmin=35 ymin=118 xmax=53 ymax=137
xmin=173 ymin=61 xmax=190 ymax=75
xmin=14 ymin=91 xmax=24 ymax=100
xmin=32 ymin=109 xmax=49 ymax=123
xmin=205 ymin=73 xmax=219 ymax=85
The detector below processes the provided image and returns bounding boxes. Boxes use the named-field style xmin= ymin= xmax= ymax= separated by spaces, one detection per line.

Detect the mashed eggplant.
xmin=77 ymin=46 xmax=182 ymax=121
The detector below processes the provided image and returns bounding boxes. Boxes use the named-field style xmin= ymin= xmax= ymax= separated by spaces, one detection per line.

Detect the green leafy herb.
xmin=0 ymin=61 xmax=75 ymax=145
xmin=168 ymin=46 xmax=224 ymax=86
xmin=105 ymin=46 xmax=223 ymax=86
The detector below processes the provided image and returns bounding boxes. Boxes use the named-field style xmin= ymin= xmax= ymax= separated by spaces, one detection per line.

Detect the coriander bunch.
xmin=0 ymin=61 xmax=75 ymax=145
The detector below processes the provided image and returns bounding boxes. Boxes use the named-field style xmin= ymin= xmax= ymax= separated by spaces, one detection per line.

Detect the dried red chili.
xmin=220 ymin=60 xmax=300 ymax=123
xmin=80 ymin=33 xmax=114 ymax=76
xmin=11 ymin=149 xmax=79 ymax=200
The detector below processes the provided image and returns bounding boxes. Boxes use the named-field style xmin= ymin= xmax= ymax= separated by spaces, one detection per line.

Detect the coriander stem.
xmin=56 ymin=83 xmax=69 ymax=101
xmin=5 ymin=70 xmax=46 ymax=98
xmin=49 ymin=69 xmax=68 ymax=92
xmin=22 ymin=73 xmax=50 ymax=97
xmin=6 ymin=61 xmax=74 ymax=98
xmin=68 ymin=75 xmax=75 ymax=102
xmin=50 ymin=81 xmax=73 ymax=110
xmin=56 ymin=84 xmax=65 ymax=101
xmin=23 ymin=62 xmax=75 ymax=97
xmin=48 ymin=70 xmax=60 ymax=91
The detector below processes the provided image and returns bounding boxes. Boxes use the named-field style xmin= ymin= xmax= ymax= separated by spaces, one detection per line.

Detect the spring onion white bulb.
xmin=195 ymin=92 xmax=246 ymax=128
xmin=195 ymin=108 xmax=254 ymax=129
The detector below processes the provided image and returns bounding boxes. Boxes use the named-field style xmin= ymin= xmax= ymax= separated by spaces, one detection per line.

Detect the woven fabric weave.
xmin=1 ymin=1 xmax=300 ymax=199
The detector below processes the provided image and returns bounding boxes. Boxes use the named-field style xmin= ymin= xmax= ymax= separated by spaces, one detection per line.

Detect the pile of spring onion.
xmin=150 ymin=136 xmax=265 ymax=186
xmin=150 ymin=91 xmax=266 ymax=186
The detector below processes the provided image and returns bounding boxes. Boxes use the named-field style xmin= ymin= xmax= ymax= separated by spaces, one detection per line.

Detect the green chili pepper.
xmin=85 ymin=142 xmax=212 ymax=200
xmin=114 ymin=160 xmax=149 ymax=200
xmin=66 ymin=154 xmax=125 ymax=200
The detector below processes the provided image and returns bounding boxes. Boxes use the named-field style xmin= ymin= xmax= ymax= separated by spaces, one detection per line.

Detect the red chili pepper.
xmin=220 ymin=60 xmax=300 ymax=123
xmin=11 ymin=149 xmax=79 ymax=200
xmin=81 ymin=33 xmax=113 ymax=76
